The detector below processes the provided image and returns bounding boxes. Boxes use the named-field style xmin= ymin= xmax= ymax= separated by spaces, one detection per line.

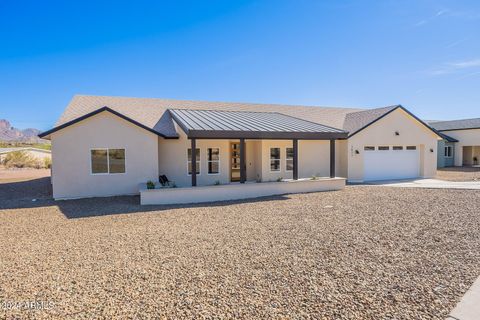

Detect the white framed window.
xmin=378 ymin=146 xmax=390 ymax=151
xmin=406 ymin=146 xmax=417 ymax=150
xmin=286 ymin=147 xmax=294 ymax=171
xmin=445 ymin=146 xmax=453 ymax=158
xmin=91 ymin=148 xmax=126 ymax=175
xmin=364 ymin=146 xmax=375 ymax=151
xmin=393 ymin=146 xmax=403 ymax=150
xmin=270 ymin=148 xmax=281 ymax=172
xmin=187 ymin=148 xmax=200 ymax=175
xmin=207 ymin=148 xmax=220 ymax=174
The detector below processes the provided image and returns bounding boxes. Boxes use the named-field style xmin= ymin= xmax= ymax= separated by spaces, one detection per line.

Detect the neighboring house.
xmin=429 ymin=118 xmax=480 ymax=167
xmin=39 ymin=95 xmax=441 ymax=200
xmin=0 ymin=147 xmax=51 ymax=163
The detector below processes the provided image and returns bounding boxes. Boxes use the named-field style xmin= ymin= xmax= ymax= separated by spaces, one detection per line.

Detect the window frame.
xmin=90 ymin=148 xmax=126 ymax=175
xmin=378 ymin=146 xmax=390 ymax=151
xmin=393 ymin=146 xmax=404 ymax=151
xmin=406 ymin=146 xmax=417 ymax=151
xmin=445 ymin=146 xmax=453 ymax=158
xmin=206 ymin=147 xmax=220 ymax=175
xmin=187 ymin=148 xmax=201 ymax=176
xmin=285 ymin=147 xmax=294 ymax=172
xmin=364 ymin=146 xmax=375 ymax=151
xmin=270 ymin=147 xmax=281 ymax=172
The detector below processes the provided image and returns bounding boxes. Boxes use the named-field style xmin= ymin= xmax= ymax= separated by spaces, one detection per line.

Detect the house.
xmin=429 ymin=118 xmax=480 ymax=167
xmin=0 ymin=147 xmax=51 ymax=163
xmin=39 ymin=95 xmax=441 ymax=200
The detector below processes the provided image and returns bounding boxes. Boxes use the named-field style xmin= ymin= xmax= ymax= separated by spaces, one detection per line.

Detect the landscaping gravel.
xmin=1 ymin=183 xmax=479 ymax=319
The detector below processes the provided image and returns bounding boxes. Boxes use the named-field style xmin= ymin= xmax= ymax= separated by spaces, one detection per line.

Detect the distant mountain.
xmin=0 ymin=119 xmax=47 ymax=143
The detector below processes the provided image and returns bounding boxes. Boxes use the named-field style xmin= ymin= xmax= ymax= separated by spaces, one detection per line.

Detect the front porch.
xmin=140 ymin=177 xmax=346 ymax=205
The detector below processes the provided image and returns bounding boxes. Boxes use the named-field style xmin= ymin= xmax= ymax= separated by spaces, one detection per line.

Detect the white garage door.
xmin=364 ymin=147 xmax=420 ymax=181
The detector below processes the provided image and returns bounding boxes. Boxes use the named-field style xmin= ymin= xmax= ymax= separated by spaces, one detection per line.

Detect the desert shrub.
xmin=3 ymin=151 xmax=37 ymax=168
xmin=44 ymin=157 xmax=52 ymax=169
xmin=146 ymin=180 xmax=155 ymax=189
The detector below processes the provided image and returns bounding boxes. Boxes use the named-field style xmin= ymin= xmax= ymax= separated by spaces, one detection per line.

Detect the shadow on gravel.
xmin=57 ymin=194 xmax=290 ymax=219
xmin=0 ymin=177 xmax=54 ymax=210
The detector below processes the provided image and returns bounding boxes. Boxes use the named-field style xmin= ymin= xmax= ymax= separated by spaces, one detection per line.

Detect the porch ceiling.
xmin=169 ymin=109 xmax=348 ymax=140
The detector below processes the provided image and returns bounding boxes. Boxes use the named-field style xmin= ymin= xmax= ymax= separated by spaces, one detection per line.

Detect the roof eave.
xmin=186 ymin=130 xmax=348 ymax=140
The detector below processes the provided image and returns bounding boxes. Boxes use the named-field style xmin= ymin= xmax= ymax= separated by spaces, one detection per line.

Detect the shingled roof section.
xmin=56 ymin=95 xmax=362 ymax=132
xmin=428 ymin=118 xmax=480 ymax=131
xmin=343 ymin=105 xmax=399 ymax=136
xmin=169 ymin=109 xmax=348 ymax=139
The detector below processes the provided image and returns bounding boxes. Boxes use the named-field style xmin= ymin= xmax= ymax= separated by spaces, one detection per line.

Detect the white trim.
xmin=445 ymin=145 xmax=453 ymax=158
xmin=90 ymin=148 xmax=126 ymax=175
xmin=187 ymin=148 xmax=201 ymax=176
xmin=206 ymin=147 xmax=221 ymax=175
xmin=269 ymin=147 xmax=281 ymax=172
xmin=285 ymin=147 xmax=293 ymax=172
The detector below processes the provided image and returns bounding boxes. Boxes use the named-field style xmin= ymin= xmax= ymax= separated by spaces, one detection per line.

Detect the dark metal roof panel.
xmin=169 ymin=109 xmax=347 ymax=139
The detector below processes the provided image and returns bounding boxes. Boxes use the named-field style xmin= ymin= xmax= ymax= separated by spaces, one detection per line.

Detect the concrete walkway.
xmin=364 ymin=178 xmax=480 ymax=190
xmin=447 ymin=276 xmax=480 ymax=320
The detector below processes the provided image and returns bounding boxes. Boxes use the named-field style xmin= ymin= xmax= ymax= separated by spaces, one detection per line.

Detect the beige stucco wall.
xmin=50 ymin=112 xmax=159 ymax=199
xmin=346 ymin=108 xmax=439 ymax=182
xmin=440 ymin=129 xmax=480 ymax=166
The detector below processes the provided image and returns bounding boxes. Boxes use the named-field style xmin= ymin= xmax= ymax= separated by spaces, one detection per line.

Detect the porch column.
xmin=330 ymin=139 xmax=335 ymax=178
xmin=293 ymin=139 xmax=298 ymax=180
xmin=240 ymin=138 xmax=246 ymax=183
xmin=191 ymin=138 xmax=197 ymax=186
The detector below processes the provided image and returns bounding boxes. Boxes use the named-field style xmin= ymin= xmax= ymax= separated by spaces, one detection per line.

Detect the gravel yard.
xmin=1 ymin=176 xmax=479 ymax=319
xmin=436 ymin=167 xmax=480 ymax=182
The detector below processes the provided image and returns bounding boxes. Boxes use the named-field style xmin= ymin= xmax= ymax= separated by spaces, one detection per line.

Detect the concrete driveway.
xmin=364 ymin=178 xmax=480 ymax=190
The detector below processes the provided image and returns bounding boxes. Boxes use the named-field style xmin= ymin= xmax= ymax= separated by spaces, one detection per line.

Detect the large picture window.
xmin=91 ymin=148 xmax=125 ymax=174
xmin=207 ymin=148 xmax=220 ymax=174
xmin=270 ymin=148 xmax=281 ymax=172
xmin=188 ymin=148 xmax=200 ymax=175
xmin=286 ymin=147 xmax=294 ymax=171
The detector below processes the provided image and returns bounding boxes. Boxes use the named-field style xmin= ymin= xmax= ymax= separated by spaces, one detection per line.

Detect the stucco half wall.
xmin=50 ymin=111 xmax=159 ymax=199
xmin=345 ymin=108 xmax=439 ymax=182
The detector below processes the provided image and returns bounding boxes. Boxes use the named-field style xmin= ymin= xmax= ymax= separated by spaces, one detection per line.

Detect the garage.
xmin=363 ymin=146 xmax=420 ymax=181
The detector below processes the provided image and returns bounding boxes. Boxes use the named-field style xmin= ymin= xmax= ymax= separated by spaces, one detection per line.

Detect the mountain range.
xmin=0 ymin=119 xmax=46 ymax=143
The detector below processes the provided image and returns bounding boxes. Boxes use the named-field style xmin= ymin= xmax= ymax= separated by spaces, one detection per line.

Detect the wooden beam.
xmin=191 ymin=138 xmax=197 ymax=186
xmin=240 ymin=138 xmax=246 ymax=183
xmin=293 ymin=139 xmax=298 ymax=180
xmin=330 ymin=139 xmax=335 ymax=178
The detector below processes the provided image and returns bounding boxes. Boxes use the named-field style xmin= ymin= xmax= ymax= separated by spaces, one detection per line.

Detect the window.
xmin=364 ymin=146 xmax=375 ymax=151
xmin=187 ymin=148 xmax=200 ymax=175
xmin=393 ymin=146 xmax=403 ymax=150
xmin=378 ymin=146 xmax=390 ymax=151
xmin=445 ymin=146 xmax=453 ymax=158
xmin=91 ymin=148 xmax=125 ymax=174
xmin=207 ymin=148 xmax=220 ymax=174
xmin=270 ymin=148 xmax=281 ymax=171
xmin=406 ymin=146 xmax=417 ymax=150
xmin=286 ymin=147 xmax=294 ymax=171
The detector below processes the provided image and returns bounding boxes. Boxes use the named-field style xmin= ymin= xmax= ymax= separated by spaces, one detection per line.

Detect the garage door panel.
xmin=364 ymin=150 xmax=420 ymax=181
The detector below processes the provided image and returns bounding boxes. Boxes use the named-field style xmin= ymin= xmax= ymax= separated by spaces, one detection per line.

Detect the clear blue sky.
xmin=0 ymin=0 xmax=479 ymax=130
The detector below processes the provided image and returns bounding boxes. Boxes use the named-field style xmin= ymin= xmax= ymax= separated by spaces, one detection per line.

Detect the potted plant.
xmin=146 ymin=180 xmax=155 ymax=189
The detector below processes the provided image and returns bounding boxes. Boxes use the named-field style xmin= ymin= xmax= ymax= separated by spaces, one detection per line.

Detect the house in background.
xmin=39 ymin=95 xmax=441 ymax=200
xmin=429 ymin=118 xmax=480 ymax=167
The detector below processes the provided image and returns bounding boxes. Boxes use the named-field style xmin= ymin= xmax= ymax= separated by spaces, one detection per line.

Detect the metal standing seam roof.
xmin=168 ymin=109 xmax=348 ymax=139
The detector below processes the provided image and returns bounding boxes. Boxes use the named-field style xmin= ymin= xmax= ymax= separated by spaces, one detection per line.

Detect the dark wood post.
xmin=191 ymin=138 xmax=197 ymax=186
xmin=240 ymin=138 xmax=246 ymax=183
xmin=293 ymin=139 xmax=298 ymax=180
xmin=330 ymin=139 xmax=335 ymax=178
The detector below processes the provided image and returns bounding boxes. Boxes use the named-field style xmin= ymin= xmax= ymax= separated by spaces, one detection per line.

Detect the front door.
xmin=230 ymin=142 xmax=240 ymax=182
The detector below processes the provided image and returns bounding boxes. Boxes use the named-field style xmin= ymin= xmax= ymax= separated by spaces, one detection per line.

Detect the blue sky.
xmin=0 ymin=0 xmax=479 ymax=130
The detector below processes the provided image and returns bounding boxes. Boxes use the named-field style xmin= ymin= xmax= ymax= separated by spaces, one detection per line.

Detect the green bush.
xmin=3 ymin=151 xmax=37 ymax=168
xmin=44 ymin=157 xmax=52 ymax=169
xmin=146 ymin=180 xmax=155 ymax=189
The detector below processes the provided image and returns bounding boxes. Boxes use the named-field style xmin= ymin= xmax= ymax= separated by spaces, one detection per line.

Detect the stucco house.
xmin=429 ymin=118 xmax=480 ymax=167
xmin=39 ymin=95 xmax=441 ymax=200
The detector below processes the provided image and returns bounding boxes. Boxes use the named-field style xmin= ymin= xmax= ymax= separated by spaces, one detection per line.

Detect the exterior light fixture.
xmin=355 ymin=150 xmax=360 ymax=154
xmin=430 ymin=148 xmax=434 ymax=153
xmin=395 ymin=131 xmax=400 ymax=136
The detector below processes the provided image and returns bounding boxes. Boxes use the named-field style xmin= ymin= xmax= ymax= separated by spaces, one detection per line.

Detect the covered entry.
xmin=363 ymin=146 xmax=420 ymax=181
